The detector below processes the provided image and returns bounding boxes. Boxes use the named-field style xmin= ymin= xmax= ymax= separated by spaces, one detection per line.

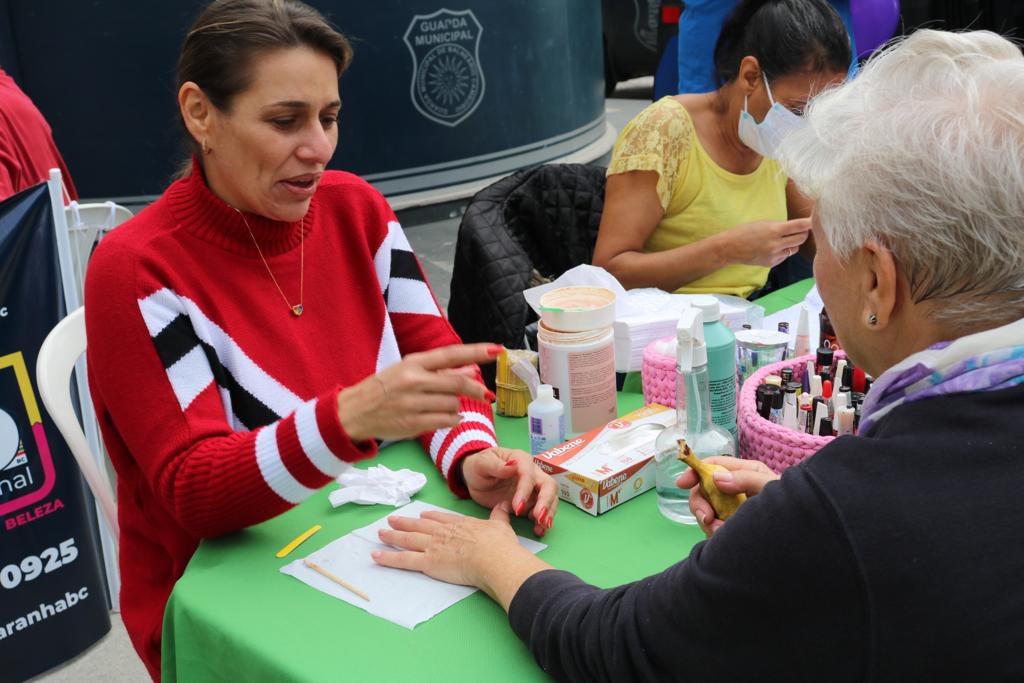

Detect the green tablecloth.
xmin=162 ymin=281 xmax=813 ymax=682
xmin=755 ymin=278 xmax=814 ymax=312
xmin=162 ymin=393 xmax=703 ymax=682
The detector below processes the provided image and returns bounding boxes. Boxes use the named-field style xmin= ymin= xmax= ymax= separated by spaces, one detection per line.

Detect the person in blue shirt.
xmin=678 ymin=0 xmax=857 ymax=95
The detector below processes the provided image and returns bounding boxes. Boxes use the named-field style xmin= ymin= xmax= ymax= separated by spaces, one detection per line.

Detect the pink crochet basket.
xmin=737 ymin=351 xmax=845 ymax=473
xmin=641 ymin=337 xmax=679 ymax=408
xmin=642 ymin=337 xmax=745 ymax=412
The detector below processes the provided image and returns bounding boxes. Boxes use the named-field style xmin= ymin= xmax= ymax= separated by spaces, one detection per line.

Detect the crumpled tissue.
xmin=328 ymin=464 xmax=428 ymax=508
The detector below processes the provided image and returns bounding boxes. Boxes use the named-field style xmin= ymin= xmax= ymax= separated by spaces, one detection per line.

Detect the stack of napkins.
xmin=613 ymin=289 xmax=764 ymax=372
xmin=280 ymin=501 xmax=546 ymax=629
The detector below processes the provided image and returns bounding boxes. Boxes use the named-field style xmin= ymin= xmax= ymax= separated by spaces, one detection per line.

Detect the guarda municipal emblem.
xmin=403 ymin=9 xmax=485 ymax=127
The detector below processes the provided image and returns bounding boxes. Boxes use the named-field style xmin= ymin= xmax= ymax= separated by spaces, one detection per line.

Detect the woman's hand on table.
xmin=459 ymin=447 xmax=558 ymax=537
xmin=677 ymin=456 xmax=779 ymax=537
xmin=337 ymin=343 xmax=500 ymax=442
xmin=372 ymin=503 xmax=552 ymax=612
xmin=727 ymin=218 xmax=812 ymax=268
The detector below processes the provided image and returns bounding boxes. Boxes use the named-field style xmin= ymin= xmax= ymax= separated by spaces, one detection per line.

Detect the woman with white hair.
xmin=368 ymin=30 xmax=1024 ymax=680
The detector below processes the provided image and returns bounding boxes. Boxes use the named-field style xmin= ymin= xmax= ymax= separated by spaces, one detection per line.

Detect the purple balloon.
xmin=851 ymin=0 xmax=901 ymax=59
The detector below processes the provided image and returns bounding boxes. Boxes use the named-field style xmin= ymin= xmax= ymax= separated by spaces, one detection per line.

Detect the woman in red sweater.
xmin=83 ymin=1 xmax=557 ymax=678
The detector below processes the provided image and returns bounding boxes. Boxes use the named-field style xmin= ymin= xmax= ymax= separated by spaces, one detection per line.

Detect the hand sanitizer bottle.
xmin=653 ymin=307 xmax=736 ymax=524
xmin=528 ymin=384 xmax=565 ymax=455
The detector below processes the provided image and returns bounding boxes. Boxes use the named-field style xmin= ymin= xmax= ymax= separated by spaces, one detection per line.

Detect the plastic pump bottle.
xmin=691 ymin=296 xmax=738 ymax=440
xmin=528 ymin=384 xmax=565 ymax=455
xmin=653 ymin=307 xmax=736 ymax=524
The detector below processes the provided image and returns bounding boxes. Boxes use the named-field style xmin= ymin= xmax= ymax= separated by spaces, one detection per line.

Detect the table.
xmin=161 ymin=281 xmax=814 ymax=682
xmin=755 ymin=278 xmax=814 ymax=312
xmin=162 ymin=393 xmax=704 ymax=682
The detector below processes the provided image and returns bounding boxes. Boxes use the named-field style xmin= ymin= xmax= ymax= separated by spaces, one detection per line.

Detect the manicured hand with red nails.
xmin=458 ymin=446 xmax=558 ymax=537
xmin=337 ymin=343 xmax=500 ymax=443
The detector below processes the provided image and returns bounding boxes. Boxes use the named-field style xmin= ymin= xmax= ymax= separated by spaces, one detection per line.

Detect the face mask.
xmin=737 ymin=74 xmax=806 ymax=159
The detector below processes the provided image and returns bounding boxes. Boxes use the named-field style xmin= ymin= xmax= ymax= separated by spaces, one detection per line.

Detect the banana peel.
xmin=677 ymin=439 xmax=746 ymax=521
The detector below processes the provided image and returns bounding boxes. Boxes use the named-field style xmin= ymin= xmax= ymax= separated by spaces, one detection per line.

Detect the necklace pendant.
xmin=291 ymin=304 xmax=304 ymax=316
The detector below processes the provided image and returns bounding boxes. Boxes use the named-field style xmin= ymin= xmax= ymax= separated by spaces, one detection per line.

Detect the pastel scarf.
xmin=859 ymin=316 xmax=1024 ymax=434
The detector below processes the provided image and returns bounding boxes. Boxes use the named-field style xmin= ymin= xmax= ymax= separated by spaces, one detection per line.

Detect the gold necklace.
xmin=235 ymin=208 xmax=305 ymax=316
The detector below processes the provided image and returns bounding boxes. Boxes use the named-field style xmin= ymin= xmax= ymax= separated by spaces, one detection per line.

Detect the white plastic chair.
xmin=36 ymin=306 xmax=118 ymax=538
xmin=64 ymin=201 xmax=133 ymax=304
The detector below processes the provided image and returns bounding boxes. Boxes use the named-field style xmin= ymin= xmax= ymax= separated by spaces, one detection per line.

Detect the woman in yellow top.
xmin=594 ymin=0 xmax=852 ymax=297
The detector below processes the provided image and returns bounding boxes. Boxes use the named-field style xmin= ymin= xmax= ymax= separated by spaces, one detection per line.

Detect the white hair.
xmin=778 ymin=30 xmax=1024 ymax=323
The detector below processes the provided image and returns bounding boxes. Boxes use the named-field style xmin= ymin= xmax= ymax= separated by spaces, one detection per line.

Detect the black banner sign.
xmin=0 ymin=183 xmax=110 ymax=682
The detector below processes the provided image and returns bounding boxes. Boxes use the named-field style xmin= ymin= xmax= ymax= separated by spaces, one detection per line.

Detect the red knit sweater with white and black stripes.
xmin=84 ymin=162 xmax=496 ymax=680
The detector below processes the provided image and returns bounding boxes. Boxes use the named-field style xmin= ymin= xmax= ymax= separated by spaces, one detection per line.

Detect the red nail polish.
xmin=514 ymin=501 xmax=524 ymax=516
xmin=505 ymin=459 xmax=518 ymax=467
xmin=484 ymin=390 xmax=496 ymax=403
xmin=487 ymin=345 xmax=504 ymax=356
xmin=546 ymin=516 xmax=553 ymax=529
xmin=537 ymin=506 xmax=547 ymax=525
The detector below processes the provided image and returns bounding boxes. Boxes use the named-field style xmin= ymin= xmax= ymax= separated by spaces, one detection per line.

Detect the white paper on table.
xmin=806 ymin=285 xmax=823 ymax=309
xmin=616 ymin=290 xmax=759 ymax=329
xmin=612 ymin=290 xmax=764 ymax=372
xmin=760 ymin=285 xmax=823 ymax=354
xmin=280 ymin=501 xmax=546 ymax=629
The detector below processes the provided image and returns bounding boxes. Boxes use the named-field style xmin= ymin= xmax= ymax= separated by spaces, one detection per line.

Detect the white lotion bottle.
xmin=528 ymin=384 xmax=565 ymax=455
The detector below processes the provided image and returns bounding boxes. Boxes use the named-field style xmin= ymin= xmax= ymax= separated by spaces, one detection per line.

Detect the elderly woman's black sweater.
xmin=510 ymin=384 xmax=1024 ymax=682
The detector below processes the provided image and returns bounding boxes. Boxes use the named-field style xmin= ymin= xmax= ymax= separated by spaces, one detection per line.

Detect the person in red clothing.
xmin=83 ymin=1 xmax=557 ymax=679
xmin=0 ymin=66 xmax=77 ymax=201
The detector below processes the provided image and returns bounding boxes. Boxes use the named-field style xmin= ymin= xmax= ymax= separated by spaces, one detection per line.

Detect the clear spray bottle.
xmin=653 ymin=307 xmax=736 ymax=524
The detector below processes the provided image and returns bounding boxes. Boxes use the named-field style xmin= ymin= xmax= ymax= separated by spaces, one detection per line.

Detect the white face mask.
xmin=737 ymin=74 xmax=806 ymax=159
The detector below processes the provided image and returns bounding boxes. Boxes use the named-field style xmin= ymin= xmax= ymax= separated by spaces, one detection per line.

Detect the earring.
xmin=867 ymin=313 xmax=878 ymax=326
xmin=201 ymin=138 xmax=211 ymax=155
